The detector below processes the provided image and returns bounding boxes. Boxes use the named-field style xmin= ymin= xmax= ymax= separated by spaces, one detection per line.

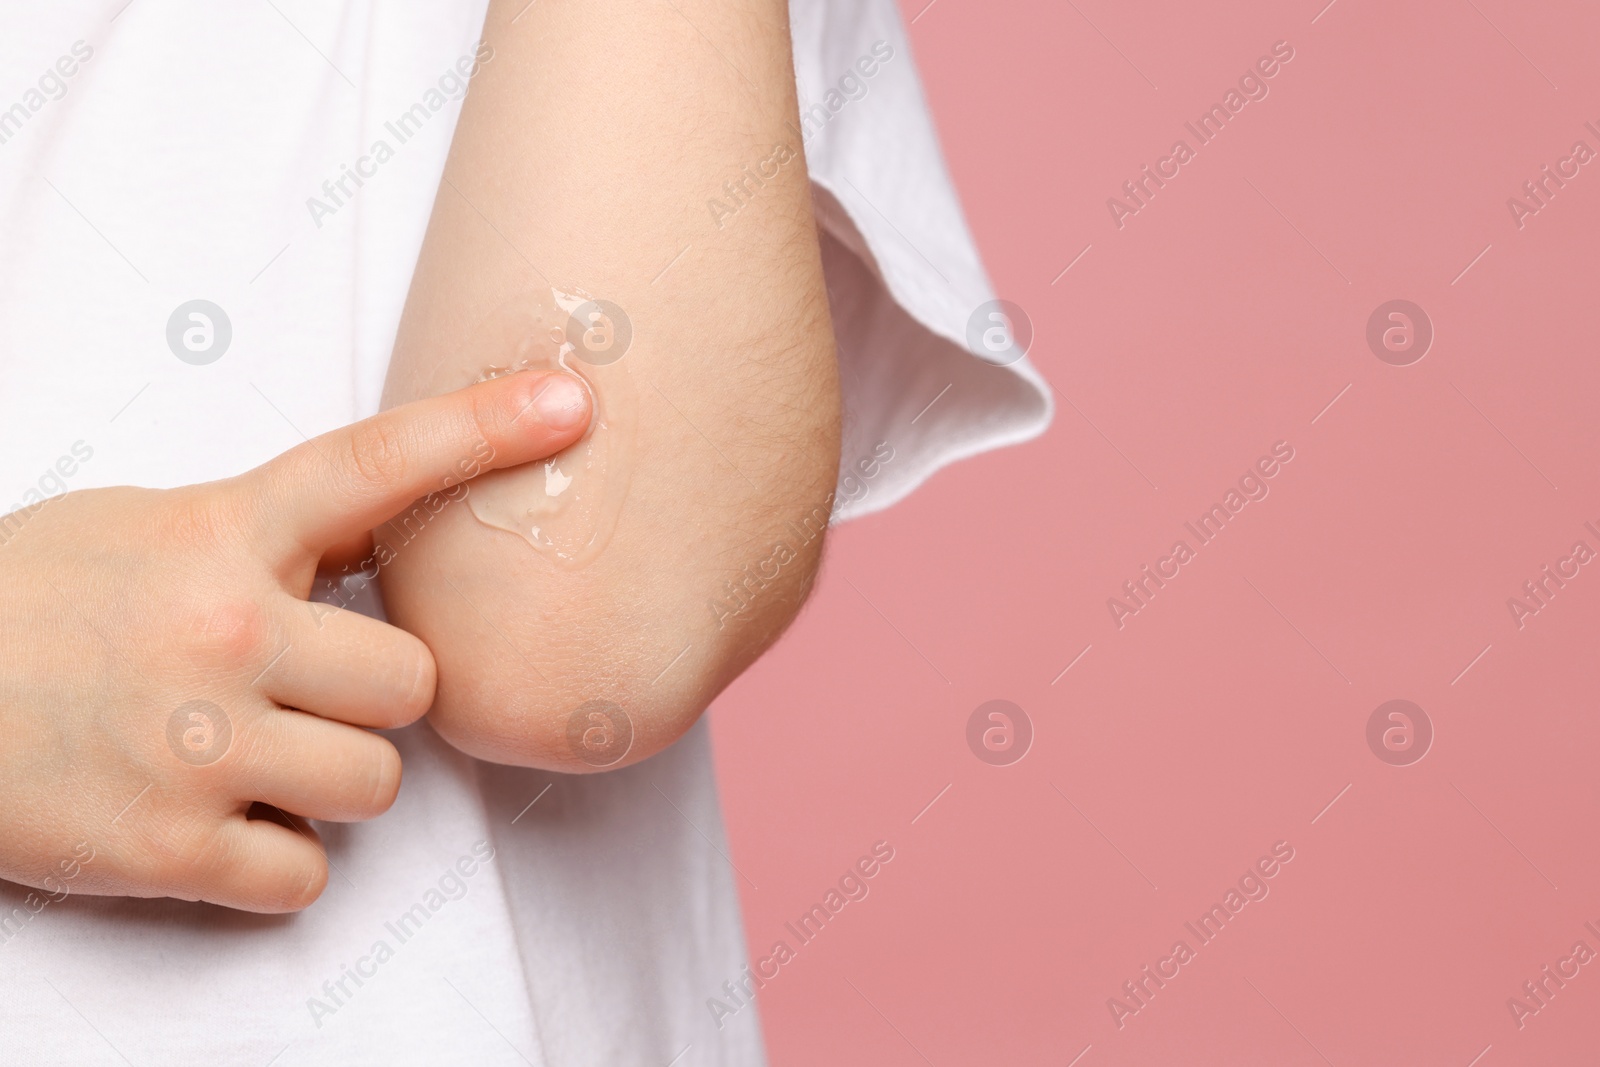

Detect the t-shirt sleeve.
xmin=789 ymin=0 xmax=1053 ymax=522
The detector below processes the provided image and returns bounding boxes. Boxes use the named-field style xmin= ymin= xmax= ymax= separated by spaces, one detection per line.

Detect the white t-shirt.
xmin=0 ymin=2 xmax=1049 ymax=1064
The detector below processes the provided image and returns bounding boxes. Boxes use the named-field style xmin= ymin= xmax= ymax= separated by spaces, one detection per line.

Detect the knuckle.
xmin=146 ymin=817 xmax=234 ymax=890
xmin=344 ymin=419 xmax=411 ymax=494
xmin=182 ymin=599 xmax=269 ymax=671
xmin=468 ymin=388 xmax=504 ymax=447
xmin=154 ymin=489 xmax=234 ymax=552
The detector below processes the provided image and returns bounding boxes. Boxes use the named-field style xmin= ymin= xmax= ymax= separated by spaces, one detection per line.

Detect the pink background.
xmin=711 ymin=0 xmax=1600 ymax=1064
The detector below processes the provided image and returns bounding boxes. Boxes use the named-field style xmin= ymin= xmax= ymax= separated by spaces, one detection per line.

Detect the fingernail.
xmin=532 ymin=374 xmax=589 ymax=429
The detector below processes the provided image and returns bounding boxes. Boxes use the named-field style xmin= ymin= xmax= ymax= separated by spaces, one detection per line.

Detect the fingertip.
xmin=523 ymin=372 xmax=591 ymax=432
xmin=287 ymin=853 xmax=331 ymax=912
xmin=395 ymin=636 xmax=438 ymax=727
xmin=366 ymin=737 xmax=405 ymax=817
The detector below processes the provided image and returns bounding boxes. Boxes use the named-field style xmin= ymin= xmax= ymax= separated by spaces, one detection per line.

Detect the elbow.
xmin=400 ymin=316 xmax=841 ymax=772
xmin=421 ymin=531 xmax=828 ymax=772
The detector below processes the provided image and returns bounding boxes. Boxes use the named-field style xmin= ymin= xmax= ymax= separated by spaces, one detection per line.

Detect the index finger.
xmin=246 ymin=370 xmax=591 ymax=558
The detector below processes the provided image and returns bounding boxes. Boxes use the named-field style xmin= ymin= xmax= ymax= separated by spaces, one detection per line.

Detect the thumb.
xmin=246 ymin=370 xmax=591 ymax=558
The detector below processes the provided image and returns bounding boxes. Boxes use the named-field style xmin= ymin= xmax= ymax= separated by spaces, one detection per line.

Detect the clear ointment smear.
xmin=438 ymin=286 xmax=637 ymax=568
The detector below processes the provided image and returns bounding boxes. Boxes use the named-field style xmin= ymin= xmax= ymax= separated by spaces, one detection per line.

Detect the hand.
xmin=0 ymin=370 xmax=590 ymax=912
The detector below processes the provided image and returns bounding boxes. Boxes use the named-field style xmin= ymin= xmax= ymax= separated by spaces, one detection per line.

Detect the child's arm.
xmin=378 ymin=0 xmax=841 ymax=770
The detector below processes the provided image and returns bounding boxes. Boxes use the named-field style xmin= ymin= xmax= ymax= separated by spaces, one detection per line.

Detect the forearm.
xmin=379 ymin=0 xmax=840 ymax=769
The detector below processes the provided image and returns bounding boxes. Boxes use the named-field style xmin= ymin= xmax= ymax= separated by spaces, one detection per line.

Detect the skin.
xmin=0 ymin=0 xmax=833 ymax=911
xmin=379 ymin=0 xmax=841 ymax=769
xmin=0 ymin=371 xmax=591 ymax=911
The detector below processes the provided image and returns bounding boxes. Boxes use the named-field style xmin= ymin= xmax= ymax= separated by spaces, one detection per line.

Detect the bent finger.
xmin=240 ymin=710 xmax=403 ymax=824
xmin=264 ymin=603 xmax=436 ymax=729
xmin=190 ymin=817 xmax=330 ymax=914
